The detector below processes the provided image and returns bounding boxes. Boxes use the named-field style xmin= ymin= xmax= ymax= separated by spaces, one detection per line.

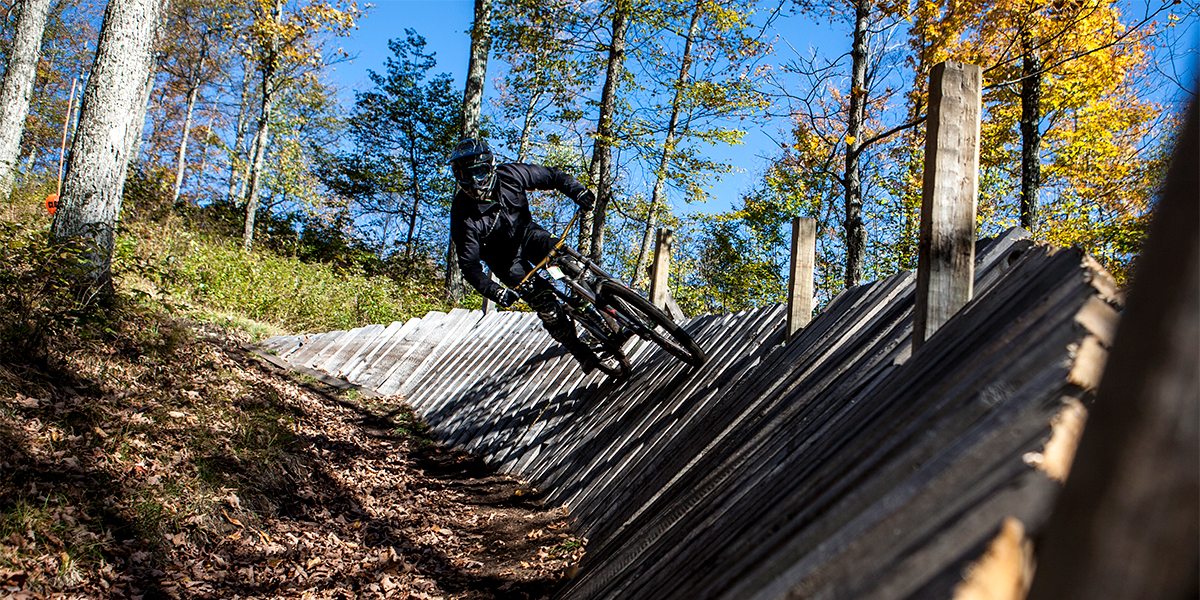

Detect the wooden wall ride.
xmin=256 ymin=227 xmax=1121 ymax=600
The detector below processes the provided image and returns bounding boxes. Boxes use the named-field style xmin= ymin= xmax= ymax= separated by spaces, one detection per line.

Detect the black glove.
xmin=575 ymin=189 xmax=596 ymax=211
xmin=496 ymin=288 xmax=520 ymax=308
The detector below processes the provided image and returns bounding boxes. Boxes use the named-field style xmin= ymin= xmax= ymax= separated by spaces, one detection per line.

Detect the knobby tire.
xmin=597 ymin=281 xmax=706 ymax=367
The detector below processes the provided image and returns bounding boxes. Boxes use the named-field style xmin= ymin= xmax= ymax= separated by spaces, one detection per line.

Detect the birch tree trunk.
xmin=242 ymin=0 xmax=282 ymax=251
xmin=447 ymin=0 xmax=493 ymax=303
xmin=171 ymin=81 xmax=200 ymax=203
xmin=0 ymin=0 xmax=52 ymax=196
xmin=516 ymin=86 xmax=542 ymax=162
xmin=51 ymin=0 xmax=167 ymax=288
xmin=585 ymin=3 xmax=629 ymax=265
xmin=631 ymin=2 xmax=701 ymax=287
xmin=842 ymin=0 xmax=869 ymax=289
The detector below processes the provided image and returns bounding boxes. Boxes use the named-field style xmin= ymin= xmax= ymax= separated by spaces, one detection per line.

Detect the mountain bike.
xmin=516 ymin=209 xmax=707 ymax=379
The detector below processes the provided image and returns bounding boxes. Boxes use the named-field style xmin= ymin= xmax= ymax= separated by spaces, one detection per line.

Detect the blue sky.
xmin=330 ymin=0 xmax=843 ymax=215
xmin=328 ymin=1 xmax=1198 ymax=217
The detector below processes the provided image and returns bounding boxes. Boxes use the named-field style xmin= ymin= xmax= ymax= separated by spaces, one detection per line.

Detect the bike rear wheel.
xmin=597 ymin=281 xmax=706 ymax=367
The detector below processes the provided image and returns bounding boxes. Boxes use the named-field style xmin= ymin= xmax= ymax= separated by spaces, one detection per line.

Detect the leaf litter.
xmin=0 ymin=311 xmax=585 ymax=599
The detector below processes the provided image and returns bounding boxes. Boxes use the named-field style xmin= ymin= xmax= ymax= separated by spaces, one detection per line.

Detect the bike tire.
xmin=597 ymin=281 xmax=706 ymax=367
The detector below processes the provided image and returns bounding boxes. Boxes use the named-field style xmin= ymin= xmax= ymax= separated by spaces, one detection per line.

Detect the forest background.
xmin=3 ymin=0 xmax=1197 ymax=326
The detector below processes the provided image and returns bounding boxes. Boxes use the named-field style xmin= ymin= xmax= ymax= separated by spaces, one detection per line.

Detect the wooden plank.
xmin=558 ymin=247 xmax=1092 ymax=600
xmin=285 ymin=330 xmax=345 ymax=366
xmin=339 ymin=321 xmax=404 ymax=381
xmin=786 ymin=216 xmax=816 ymax=342
xmin=915 ymin=60 xmax=982 ymax=350
xmin=648 ymin=228 xmax=685 ymax=320
xmin=352 ymin=318 xmax=423 ymax=388
xmin=1027 ymin=97 xmax=1199 ymax=600
xmin=317 ymin=324 xmax=385 ymax=375
xmin=392 ymin=308 xmax=483 ymax=398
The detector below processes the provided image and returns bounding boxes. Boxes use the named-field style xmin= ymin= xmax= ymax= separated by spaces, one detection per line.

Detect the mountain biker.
xmin=447 ymin=138 xmax=604 ymax=373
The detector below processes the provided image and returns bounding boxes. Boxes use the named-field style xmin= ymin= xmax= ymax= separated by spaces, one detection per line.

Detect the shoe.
xmin=579 ymin=353 xmax=601 ymax=373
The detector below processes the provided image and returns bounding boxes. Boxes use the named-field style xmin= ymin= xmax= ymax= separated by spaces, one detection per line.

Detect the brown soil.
xmin=0 ymin=312 xmax=584 ymax=600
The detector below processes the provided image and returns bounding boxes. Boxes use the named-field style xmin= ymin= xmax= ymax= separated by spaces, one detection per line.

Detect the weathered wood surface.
xmin=787 ymin=216 xmax=816 ymax=342
xmin=256 ymin=226 xmax=1122 ymax=600
xmin=1026 ymin=98 xmax=1198 ymax=600
xmin=915 ymin=61 xmax=981 ymax=351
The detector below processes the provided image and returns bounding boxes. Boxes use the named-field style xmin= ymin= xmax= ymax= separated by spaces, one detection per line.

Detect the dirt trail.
xmin=0 ymin=315 xmax=584 ymax=600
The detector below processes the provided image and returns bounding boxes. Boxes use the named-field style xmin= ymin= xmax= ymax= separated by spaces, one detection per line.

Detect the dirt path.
xmin=0 ymin=314 xmax=584 ymax=600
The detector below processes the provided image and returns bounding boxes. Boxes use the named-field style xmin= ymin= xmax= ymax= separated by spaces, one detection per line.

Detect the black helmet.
xmin=449 ymin=138 xmax=496 ymax=200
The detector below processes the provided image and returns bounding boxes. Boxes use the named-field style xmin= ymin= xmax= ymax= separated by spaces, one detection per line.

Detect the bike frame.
xmin=517 ymin=210 xmax=621 ymax=306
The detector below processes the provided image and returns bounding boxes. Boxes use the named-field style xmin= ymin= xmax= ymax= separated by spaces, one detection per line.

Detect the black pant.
xmin=484 ymin=225 xmax=594 ymax=363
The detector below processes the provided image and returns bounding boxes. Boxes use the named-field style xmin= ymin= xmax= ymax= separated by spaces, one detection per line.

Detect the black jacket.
xmin=450 ymin=163 xmax=588 ymax=301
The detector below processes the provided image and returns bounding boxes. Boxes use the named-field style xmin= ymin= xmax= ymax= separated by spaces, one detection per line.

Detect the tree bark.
xmin=461 ymin=0 xmax=492 ymax=139
xmin=632 ymin=1 xmax=700 ymax=288
xmin=1019 ymin=32 xmax=1042 ymax=231
xmin=446 ymin=0 xmax=493 ymax=304
xmin=0 ymin=0 xmax=52 ymax=196
xmin=171 ymin=81 xmax=200 ymax=203
xmin=243 ymin=0 xmax=282 ymax=251
xmin=51 ymin=0 xmax=168 ymax=287
xmin=843 ymin=0 xmax=869 ymax=289
xmin=242 ymin=95 xmax=273 ymax=249
xmin=585 ymin=3 xmax=629 ymax=265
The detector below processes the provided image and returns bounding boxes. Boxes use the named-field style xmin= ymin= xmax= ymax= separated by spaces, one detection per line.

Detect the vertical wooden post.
xmin=786 ymin=217 xmax=816 ymax=343
xmin=648 ymin=228 xmax=685 ymax=320
xmin=914 ymin=60 xmax=981 ymax=350
xmin=649 ymin=228 xmax=673 ymax=309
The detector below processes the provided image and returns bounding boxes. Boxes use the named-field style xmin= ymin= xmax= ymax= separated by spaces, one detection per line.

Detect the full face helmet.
xmin=449 ymin=138 xmax=497 ymax=201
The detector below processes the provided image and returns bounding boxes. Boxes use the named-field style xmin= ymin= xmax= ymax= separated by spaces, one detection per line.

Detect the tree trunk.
xmin=585 ymin=3 xmax=629 ymax=265
xmin=406 ymin=141 xmax=423 ymax=256
xmin=51 ymin=0 xmax=167 ymax=287
xmin=171 ymin=82 xmax=200 ymax=203
xmin=1019 ymin=32 xmax=1042 ymax=232
xmin=632 ymin=1 xmax=700 ymax=287
xmin=516 ymin=86 xmax=542 ymax=162
xmin=242 ymin=96 xmax=273 ymax=249
xmin=0 ymin=0 xmax=52 ymax=196
xmin=461 ymin=0 xmax=492 ymax=138
xmin=446 ymin=0 xmax=493 ymax=303
xmin=243 ymin=0 xmax=282 ymax=251
xmin=124 ymin=67 xmax=157 ymax=172
xmin=194 ymin=105 xmax=217 ymax=191
xmin=842 ymin=0 xmax=869 ymax=289
xmin=228 ymin=54 xmax=253 ymax=202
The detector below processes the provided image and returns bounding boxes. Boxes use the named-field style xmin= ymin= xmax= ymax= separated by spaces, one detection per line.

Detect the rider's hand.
xmin=575 ymin=190 xmax=596 ymax=211
xmin=496 ymin=288 xmax=520 ymax=308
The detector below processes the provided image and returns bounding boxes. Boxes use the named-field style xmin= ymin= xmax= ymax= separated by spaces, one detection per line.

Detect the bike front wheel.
xmin=597 ymin=281 xmax=706 ymax=367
